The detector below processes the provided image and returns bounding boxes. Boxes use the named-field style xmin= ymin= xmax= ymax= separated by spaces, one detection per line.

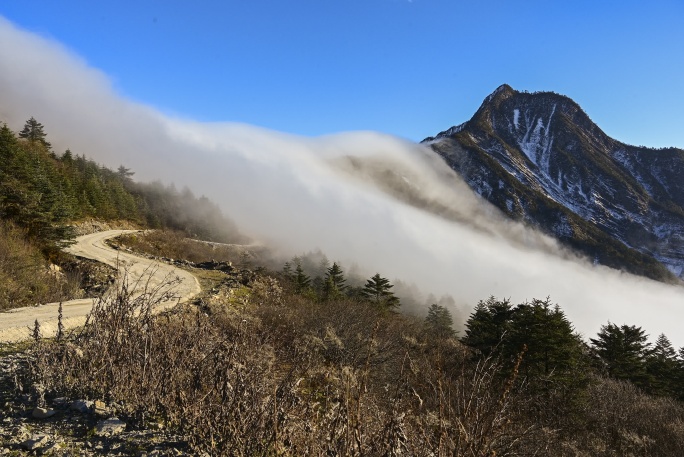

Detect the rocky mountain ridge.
xmin=424 ymin=84 xmax=684 ymax=281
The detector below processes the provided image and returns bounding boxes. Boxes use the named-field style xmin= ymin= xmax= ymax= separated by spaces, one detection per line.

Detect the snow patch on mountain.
xmin=516 ymin=105 xmax=556 ymax=169
xmin=425 ymin=85 xmax=684 ymax=280
xmin=423 ymin=122 xmax=467 ymax=145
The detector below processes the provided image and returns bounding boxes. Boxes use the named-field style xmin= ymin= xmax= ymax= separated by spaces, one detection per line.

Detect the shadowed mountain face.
xmin=423 ymin=84 xmax=684 ymax=282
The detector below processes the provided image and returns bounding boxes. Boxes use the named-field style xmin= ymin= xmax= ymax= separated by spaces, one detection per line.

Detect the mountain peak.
xmin=423 ymin=86 xmax=684 ymax=282
xmin=486 ymin=84 xmax=516 ymax=101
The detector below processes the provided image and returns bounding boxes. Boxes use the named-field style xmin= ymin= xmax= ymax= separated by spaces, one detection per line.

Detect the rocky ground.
xmin=0 ymin=348 xmax=194 ymax=456
xmin=0 ymin=246 xmax=258 ymax=456
xmin=57 ymin=257 xmax=117 ymax=298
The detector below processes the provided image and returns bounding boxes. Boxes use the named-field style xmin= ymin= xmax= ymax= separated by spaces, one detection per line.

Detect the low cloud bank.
xmin=1 ymin=16 xmax=683 ymax=346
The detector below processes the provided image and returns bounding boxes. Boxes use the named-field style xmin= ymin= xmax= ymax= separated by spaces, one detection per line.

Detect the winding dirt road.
xmin=0 ymin=230 xmax=200 ymax=343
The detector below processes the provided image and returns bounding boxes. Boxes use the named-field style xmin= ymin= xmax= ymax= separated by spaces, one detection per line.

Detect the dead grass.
xmin=0 ymin=221 xmax=81 ymax=310
xmin=21 ymin=265 xmax=684 ymax=456
xmin=114 ymin=230 xmax=252 ymax=265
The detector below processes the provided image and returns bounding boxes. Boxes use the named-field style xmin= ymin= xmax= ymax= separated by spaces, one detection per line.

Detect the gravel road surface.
xmin=0 ymin=230 xmax=200 ymax=343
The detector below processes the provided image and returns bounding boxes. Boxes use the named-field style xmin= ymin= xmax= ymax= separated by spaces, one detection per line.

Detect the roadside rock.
xmin=32 ymin=406 xmax=57 ymax=419
xmin=93 ymin=400 xmax=109 ymax=416
xmin=21 ymin=433 xmax=49 ymax=450
xmin=59 ymin=257 xmax=117 ymax=297
xmin=94 ymin=417 xmax=126 ymax=436
xmin=71 ymin=399 xmax=93 ymax=413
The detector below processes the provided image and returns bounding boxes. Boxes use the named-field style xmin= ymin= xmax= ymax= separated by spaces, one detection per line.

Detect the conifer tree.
xmin=677 ymin=347 xmax=684 ymax=401
xmin=283 ymin=261 xmax=293 ymax=278
xmin=294 ymin=263 xmax=311 ymax=294
xmin=361 ymin=273 xmax=400 ymax=309
xmin=0 ymin=123 xmax=18 ymax=159
xmin=424 ymin=303 xmax=456 ymax=338
xmin=646 ymin=334 xmax=678 ymax=397
xmin=462 ymin=296 xmax=514 ymax=355
xmin=590 ymin=323 xmax=652 ymax=389
xmin=117 ymin=165 xmax=135 ymax=184
xmin=322 ymin=262 xmax=347 ymax=300
xmin=508 ymin=299 xmax=583 ymax=378
xmin=18 ymin=117 xmax=51 ymax=149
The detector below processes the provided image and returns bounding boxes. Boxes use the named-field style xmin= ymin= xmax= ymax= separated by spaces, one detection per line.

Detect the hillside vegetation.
xmin=16 ymin=233 xmax=684 ymax=455
xmin=0 ymin=117 xmax=244 ymax=309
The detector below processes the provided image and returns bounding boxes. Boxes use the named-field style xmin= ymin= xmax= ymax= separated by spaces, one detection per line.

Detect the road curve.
xmin=0 ymin=230 xmax=201 ymax=343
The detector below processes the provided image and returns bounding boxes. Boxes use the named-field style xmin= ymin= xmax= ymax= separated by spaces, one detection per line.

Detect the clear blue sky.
xmin=2 ymin=0 xmax=684 ymax=147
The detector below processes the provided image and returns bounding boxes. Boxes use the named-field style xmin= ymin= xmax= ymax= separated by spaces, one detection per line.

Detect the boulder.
xmin=95 ymin=417 xmax=126 ymax=436
xmin=32 ymin=407 xmax=56 ymax=419
xmin=21 ymin=434 xmax=49 ymax=451
xmin=70 ymin=399 xmax=93 ymax=414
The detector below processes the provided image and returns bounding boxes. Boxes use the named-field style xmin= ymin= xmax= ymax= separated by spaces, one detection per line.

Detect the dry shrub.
xmin=28 ymin=267 xmax=549 ymax=456
xmin=115 ymin=230 xmax=250 ymax=264
xmin=29 ymin=267 xmax=684 ymax=456
xmin=571 ymin=376 xmax=684 ymax=456
xmin=0 ymin=221 xmax=80 ymax=310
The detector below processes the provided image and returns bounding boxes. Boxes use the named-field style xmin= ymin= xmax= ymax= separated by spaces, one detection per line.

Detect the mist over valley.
xmin=1 ymin=17 xmax=683 ymax=348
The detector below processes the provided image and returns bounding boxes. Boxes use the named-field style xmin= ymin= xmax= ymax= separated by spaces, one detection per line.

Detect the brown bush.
xmin=25 ymin=266 xmax=684 ymax=456
xmin=115 ymin=230 xmax=253 ymax=265
xmin=0 ymin=221 xmax=80 ymax=310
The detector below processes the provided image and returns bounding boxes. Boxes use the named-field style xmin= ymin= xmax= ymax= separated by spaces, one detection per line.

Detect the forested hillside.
xmin=0 ymin=117 xmax=244 ymax=309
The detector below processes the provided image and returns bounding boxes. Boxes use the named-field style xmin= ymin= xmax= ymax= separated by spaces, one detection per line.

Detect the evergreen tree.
xmin=294 ymin=263 xmax=312 ymax=294
xmin=361 ymin=273 xmax=400 ymax=309
xmin=508 ymin=299 xmax=583 ymax=379
xmin=0 ymin=123 xmax=18 ymax=159
xmin=117 ymin=165 xmax=135 ymax=184
xmin=18 ymin=117 xmax=51 ymax=149
xmin=462 ymin=296 xmax=514 ymax=355
xmin=61 ymin=149 xmax=73 ymax=164
xmin=282 ymin=261 xmax=294 ymax=278
xmin=646 ymin=334 xmax=678 ymax=397
xmin=677 ymin=347 xmax=684 ymax=401
xmin=322 ymin=262 xmax=347 ymax=300
xmin=424 ymin=303 xmax=456 ymax=338
xmin=590 ymin=323 xmax=652 ymax=389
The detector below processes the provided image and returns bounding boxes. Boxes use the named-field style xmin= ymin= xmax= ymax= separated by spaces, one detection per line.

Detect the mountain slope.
xmin=423 ymin=85 xmax=684 ymax=282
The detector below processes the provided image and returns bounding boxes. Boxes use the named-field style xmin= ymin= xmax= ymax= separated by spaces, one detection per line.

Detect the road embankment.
xmin=0 ymin=230 xmax=200 ymax=343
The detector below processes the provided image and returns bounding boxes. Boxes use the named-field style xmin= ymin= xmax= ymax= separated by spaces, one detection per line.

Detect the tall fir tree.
xmin=322 ymin=262 xmax=347 ymax=300
xmin=508 ymin=299 xmax=583 ymax=379
xmin=424 ymin=303 xmax=456 ymax=338
xmin=462 ymin=296 xmax=514 ymax=356
xmin=361 ymin=273 xmax=400 ymax=310
xmin=646 ymin=334 xmax=679 ymax=397
xmin=18 ymin=117 xmax=51 ymax=150
xmin=590 ymin=323 xmax=653 ymax=390
xmin=294 ymin=263 xmax=312 ymax=294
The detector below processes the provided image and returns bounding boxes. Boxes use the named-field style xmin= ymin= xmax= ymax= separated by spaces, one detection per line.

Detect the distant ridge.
xmin=423 ymin=85 xmax=684 ymax=282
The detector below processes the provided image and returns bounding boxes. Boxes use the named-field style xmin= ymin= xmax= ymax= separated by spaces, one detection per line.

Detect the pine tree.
xmin=117 ymin=165 xmax=135 ymax=184
xmin=361 ymin=273 xmax=400 ymax=309
xmin=18 ymin=117 xmax=51 ymax=149
xmin=282 ymin=261 xmax=293 ymax=278
xmin=508 ymin=299 xmax=583 ymax=378
xmin=0 ymin=123 xmax=18 ymax=159
xmin=424 ymin=303 xmax=456 ymax=338
xmin=294 ymin=263 xmax=311 ymax=294
xmin=646 ymin=334 xmax=678 ymax=397
xmin=61 ymin=149 xmax=74 ymax=164
xmin=462 ymin=296 xmax=514 ymax=355
xmin=322 ymin=262 xmax=347 ymax=300
xmin=590 ymin=323 xmax=652 ymax=389
xmin=677 ymin=347 xmax=684 ymax=401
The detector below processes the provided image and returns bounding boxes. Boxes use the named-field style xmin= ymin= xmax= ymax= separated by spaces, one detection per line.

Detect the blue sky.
xmin=2 ymin=0 xmax=684 ymax=146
